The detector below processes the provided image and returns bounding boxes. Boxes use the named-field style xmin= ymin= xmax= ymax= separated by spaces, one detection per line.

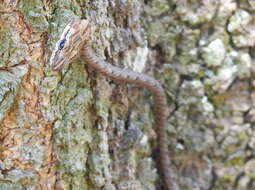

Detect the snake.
xmin=50 ymin=19 xmax=178 ymax=190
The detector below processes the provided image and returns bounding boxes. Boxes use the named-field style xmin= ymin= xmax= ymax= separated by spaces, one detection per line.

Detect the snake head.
xmin=50 ymin=19 xmax=91 ymax=71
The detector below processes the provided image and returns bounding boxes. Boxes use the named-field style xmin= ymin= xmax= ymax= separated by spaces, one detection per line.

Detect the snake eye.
xmin=59 ymin=40 xmax=66 ymax=50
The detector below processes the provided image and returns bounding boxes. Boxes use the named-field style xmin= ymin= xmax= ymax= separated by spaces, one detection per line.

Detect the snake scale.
xmin=50 ymin=19 xmax=178 ymax=190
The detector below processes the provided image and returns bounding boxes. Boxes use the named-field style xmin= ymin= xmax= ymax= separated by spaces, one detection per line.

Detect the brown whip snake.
xmin=50 ymin=19 xmax=178 ymax=190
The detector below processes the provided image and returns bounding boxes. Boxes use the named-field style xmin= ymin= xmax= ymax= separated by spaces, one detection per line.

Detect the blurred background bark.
xmin=0 ymin=0 xmax=255 ymax=189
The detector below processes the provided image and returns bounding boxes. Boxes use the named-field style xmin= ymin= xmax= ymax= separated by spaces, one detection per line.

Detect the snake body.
xmin=50 ymin=19 xmax=178 ymax=190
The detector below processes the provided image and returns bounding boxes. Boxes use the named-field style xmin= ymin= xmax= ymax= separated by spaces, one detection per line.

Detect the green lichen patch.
xmin=202 ymin=39 xmax=226 ymax=67
xmin=19 ymin=0 xmax=49 ymax=32
xmin=0 ymin=28 xmax=13 ymax=67
xmin=0 ymin=68 xmax=27 ymax=120
xmin=175 ymin=0 xmax=217 ymax=26
xmin=145 ymin=0 xmax=170 ymax=16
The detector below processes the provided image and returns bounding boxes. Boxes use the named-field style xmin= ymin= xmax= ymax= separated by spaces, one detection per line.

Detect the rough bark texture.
xmin=0 ymin=0 xmax=255 ymax=190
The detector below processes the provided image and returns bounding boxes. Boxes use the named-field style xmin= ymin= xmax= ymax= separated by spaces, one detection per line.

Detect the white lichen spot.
xmin=140 ymin=134 xmax=148 ymax=146
xmin=238 ymin=53 xmax=251 ymax=78
xmin=201 ymin=96 xmax=214 ymax=113
xmin=227 ymin=10 xmax=251 ymax=33
xmin=132 ymin=47 xmax=149 ymax=72
xmin=202 ymin=39 xmax=226 ymax=67
xmin=213 ymin=62 xmax=237 ymax=92
xmin=176 ymin=143 xmax=184 ymax=150
xmin=218 ymin=65 xmax=236 ymax=83
xmin=191 ymin=80 xmax=203 ymax=89
xmin=227 ymin=10 xmax=255 ymax=47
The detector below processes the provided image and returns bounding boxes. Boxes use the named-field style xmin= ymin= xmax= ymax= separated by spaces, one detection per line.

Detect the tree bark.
xmin=1 ymin=0 xmax=255 ymax=190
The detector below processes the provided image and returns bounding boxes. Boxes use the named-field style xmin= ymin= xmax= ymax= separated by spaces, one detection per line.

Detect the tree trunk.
xmin=0 ymin=0 xmax=255 ymax=190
